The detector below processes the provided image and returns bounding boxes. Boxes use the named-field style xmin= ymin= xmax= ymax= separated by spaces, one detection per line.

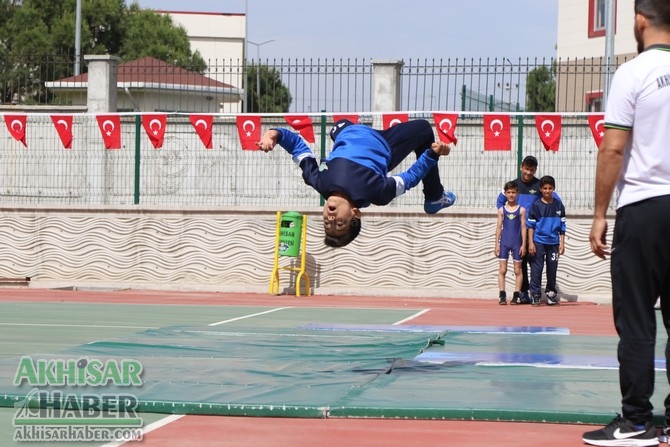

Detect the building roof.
xmin=47 ymin=56 xmax=240 ymax=94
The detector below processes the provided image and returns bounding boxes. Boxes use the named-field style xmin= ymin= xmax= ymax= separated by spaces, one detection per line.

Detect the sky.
xmin=128 ymin=0 xmax=559 ymax=62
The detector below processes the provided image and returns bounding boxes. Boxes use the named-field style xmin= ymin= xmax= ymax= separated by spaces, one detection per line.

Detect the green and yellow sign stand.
xmin=269 ymin=211 xmax=311 ymax=296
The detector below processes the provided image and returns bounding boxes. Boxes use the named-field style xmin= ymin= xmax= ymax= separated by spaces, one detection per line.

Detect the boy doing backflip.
xmin=527 ymin=176 xmax=566 ymax=306
xmin=495 ymin=181 xmax=527 ymax=305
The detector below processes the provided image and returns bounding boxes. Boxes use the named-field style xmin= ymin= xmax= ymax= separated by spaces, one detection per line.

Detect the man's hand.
xmin=256 ymin=130 xmax=279 ymax=152
xmin=431 ymin=142 xmax=452 ymax=156
xmin=589 ymin=216 xmax=610 ymax=259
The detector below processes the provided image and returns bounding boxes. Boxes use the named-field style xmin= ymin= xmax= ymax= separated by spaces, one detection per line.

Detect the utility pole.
xmin=247 ymin=40 xmax=275 ymax=113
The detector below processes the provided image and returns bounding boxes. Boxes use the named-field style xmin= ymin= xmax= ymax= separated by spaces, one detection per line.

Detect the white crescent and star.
xmin=195 ymin=119 xmax=208 ymax=130
xmin=540 ymin=119 xmax=555 ymax=137
xmin=595 ymin=119 xmax=605 ymax=138
xmin=489 ymin=119 xmax=504 ymax=137
xmin=56 ymin=119 xmax=69 ymax=130
xmin=242 ymin=119 xmax=256 ymax=137
xmin=438 ymin=118 xmax=453 ymax=134
xmin=102 ymin=119 xmax=115 ymax=136
xmin=389 ymin=118 xmax=402 ymax=127
xmin=149 ymin=119 xmax=162 ymax=136
xmin=10 ymin=120 xmax=23 ymax=132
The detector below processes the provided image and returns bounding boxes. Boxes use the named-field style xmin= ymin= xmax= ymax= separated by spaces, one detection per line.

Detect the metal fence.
xmin=0 ymin=112 xmax=602 ymax=211
xmin=1 ymin=55 xmax=629 ymax=114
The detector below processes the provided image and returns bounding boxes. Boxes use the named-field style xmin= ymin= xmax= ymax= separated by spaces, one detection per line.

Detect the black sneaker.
xmin=510 ymin=292 xmax=521 ymax=305
xmin=582 ymin=414 xmax=658 ymax=446
xmin=519 ymin=291 xmax=532 ymax=304
xmin=531 ymin=295 xmax=541 ymax=306
xmin=498 ymin=291 xmax=507 ymax=305
xmin=659 ymin=423 xmax=669 ymax=443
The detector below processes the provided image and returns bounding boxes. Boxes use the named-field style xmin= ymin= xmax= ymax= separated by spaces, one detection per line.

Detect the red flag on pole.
xmin=5 ymin=114 xmax=27 ymax=147
xmin=141 ymin=114 xmax=167 ymax=149
xmin=50 ymin=115 xmax=73 ymax=149
xmin=382 ymin=113 xmax=408 ymax=130
xmin=587 ymin=114 xmax=606 ymax=149
xmin=333 ymin=114 xmax=359 ymax=124
xmin=535 ymin=115 xmax=562 ymax=152
xmin=284 ymin=115 xmax=315 ymax=143
xmin=190 ymin=115 xmax=213 ymax=149
xmin=483 ymin=114 xmax=511 ymax=151
xmin=433 ymin=113 xmax=458 ymax=145
xmin=95 ymin=115 xmax=122 ymax=149
xmin=236 ymin=115 xmax=262 ymax=150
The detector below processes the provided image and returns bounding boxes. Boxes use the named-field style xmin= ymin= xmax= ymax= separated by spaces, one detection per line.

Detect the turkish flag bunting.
xmin=95 ymin=115 xmax=122 ymax=149
xmin=284 ymin=115 xmax=315 ymax=143
xmin=483 ymin=114 xmax=511 ymax=151
xmin=382 ymin=113 xmax=409 ymax=130
xmin=141 ymin=114 xmax=167 ymax=149
xmin=50 ymin=115 xmax=73 ymax=149
xmin=190 ymin=115 xmax=213 ymax=149
xmin=333 ymin=114 xmax=359 ymax=124
xmin=433 ymin=113 xmax=458 ymax=145
xmin=587 ymin=114 xmax=605 ymax=149
xmin=236 ymin=115 xmax=262 ymax=150
xmin=535 ymin=115 xmax=562 ymax=152
xmin=5 ymin=114 xmax=27 ymax=147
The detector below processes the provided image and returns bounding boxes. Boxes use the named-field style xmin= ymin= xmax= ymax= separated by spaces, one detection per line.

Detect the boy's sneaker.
xmin=659 ymin=424 xmax=669 ymax=443
xmin=531 ymin=295 xmax=541 ymax=306
xmin=424 ymin=191 xmax=456 ymax=214
xmin=510 ymin=292 xmax=521 ymax=305
xmin=582 ymin=414 xmax=658 ymax=446
xmin=498 ymin=291 xmax=507 ymax=305
xmin=546 ymin=291 xmax=559 ymax=306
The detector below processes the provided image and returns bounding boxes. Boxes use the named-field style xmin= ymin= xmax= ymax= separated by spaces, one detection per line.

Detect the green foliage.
xmin=247 ymin=64 xmax=292 ymax=113
xmin=0 ymin=0 xmax=207 ymax=103
xmin=526 ymin=64 xmax=556 ymax=112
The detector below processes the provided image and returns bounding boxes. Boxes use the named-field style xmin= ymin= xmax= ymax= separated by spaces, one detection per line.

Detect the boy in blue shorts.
xmin=527 ymin=176 xmax=566 ymax=306
xmin=495 ymin=181 xmax=527 ymax=305
xmin=257 ymin=119 xmax=456 ymax=248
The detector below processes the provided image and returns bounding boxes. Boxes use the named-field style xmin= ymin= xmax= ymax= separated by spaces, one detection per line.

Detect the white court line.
xmin=208 ymin=307 xmax=293 ymax=326
xmin=101 ymin=414 xmax=185 ymax=447
xmin=0 ymin=322 xmax=157 ymax=329
xmin=393 ymin=309 xmax=430 ymax=325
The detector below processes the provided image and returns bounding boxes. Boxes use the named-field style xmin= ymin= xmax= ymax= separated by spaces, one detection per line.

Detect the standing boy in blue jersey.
xmin=257 ymin=119 xmax=456 ymax=248
xmin=527 ymin=176 xmax=566 ymax=306
xmin=494 ymin=180 xmax=527 ymax=305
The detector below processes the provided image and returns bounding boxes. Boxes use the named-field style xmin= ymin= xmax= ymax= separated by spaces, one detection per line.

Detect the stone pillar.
xmin=84 ymin=55 xmax=120 ymax=112
xmin=371 ymin=59 xmax=404 ymax=113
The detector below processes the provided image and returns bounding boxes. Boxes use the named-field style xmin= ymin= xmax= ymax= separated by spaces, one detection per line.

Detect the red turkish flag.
xmin=535 ymin=115 xmax=562 ymax=152
xmin=141 ymin=114 xmax=167 ymax=149
xmin=587 ymin=114 xmax=605 ymax=149
xmin=190 ymin=115 xmax=213 ymax=149
xmin=284 ymin=115 xmax=315 ymax=143
xmin=236 ymin=115 xmax=262 ymax=150
xmin=50 ymin=115 xmax=73 ymax=149
xmin=5 ymin=114 xmax=27 ymax=147
xmin=483 ymin=114 xmax=511 ymax=151
xmin=433 ymin=113 xmax=458 ymax=145
xmin=333 ymin=114 xmax=359 ymax=124
xmin=95 ymin=115 xmax=122 ymax=149
xmin=382 ymin=113 xmax=409 ymax=130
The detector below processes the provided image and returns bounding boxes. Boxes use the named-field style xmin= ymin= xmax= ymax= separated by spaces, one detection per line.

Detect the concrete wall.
xmin=0 ymin=206 xmax=613 ymax=303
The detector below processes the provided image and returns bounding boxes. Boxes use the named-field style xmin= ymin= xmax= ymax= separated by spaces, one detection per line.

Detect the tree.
xmin=0 ymin=0 xmax=206 ymax=103
xmin=246 ymin=64 xmax=292 ymax=113
xmin=525 ymin=64 xmax=556 ymax=112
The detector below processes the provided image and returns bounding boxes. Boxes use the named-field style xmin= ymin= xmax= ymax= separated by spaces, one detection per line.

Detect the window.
xmin=588 ymin=0 xmax=617 ymax=38
xmin=586 ymin=91 xmax=603 ymax=112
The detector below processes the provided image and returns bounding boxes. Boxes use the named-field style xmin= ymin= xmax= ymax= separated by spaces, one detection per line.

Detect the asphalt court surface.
xmin=0 ymin=292 xmax=669 ymax=446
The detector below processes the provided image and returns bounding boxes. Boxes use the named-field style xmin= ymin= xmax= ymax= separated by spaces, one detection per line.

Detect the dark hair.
xmin=635 ymin=0 xmax=670 ymax=28
xmin=521 ymin=155 xmax=538 ymax=168
xmin=323 ymin=217 xmax=361 ymax=248
xmin=504 ymin=180 xmax=519 ymax=191
xmin=539 ymin=175 xmax=555 ymax=189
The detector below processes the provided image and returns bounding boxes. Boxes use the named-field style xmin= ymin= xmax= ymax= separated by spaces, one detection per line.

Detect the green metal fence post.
xmin=517 ymin=107 xmax=524 ymax=170
xmin=319 ymin=110 xmax=327 ymax=207
xmin=134 ymin=114 xmax=141 ymax=205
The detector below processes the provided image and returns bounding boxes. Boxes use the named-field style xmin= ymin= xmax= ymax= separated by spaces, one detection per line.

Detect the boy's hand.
xmin=528 ymin=242 xmax=536 ymax=256
xmin=256 ymin=130 xmax=279 ymax=152
xmin=430 ymin=142 xmax=452 ymax=156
